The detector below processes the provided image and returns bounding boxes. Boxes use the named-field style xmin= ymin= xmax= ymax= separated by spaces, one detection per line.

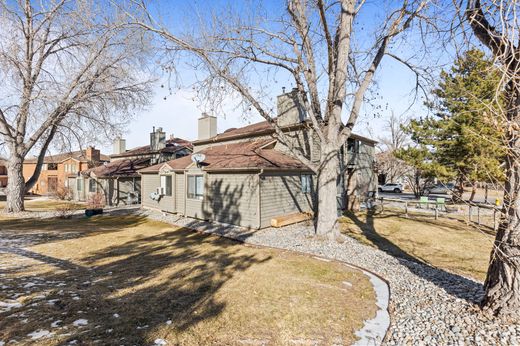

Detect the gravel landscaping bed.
xmin=144 ymin=210 xmax=520 ymax=346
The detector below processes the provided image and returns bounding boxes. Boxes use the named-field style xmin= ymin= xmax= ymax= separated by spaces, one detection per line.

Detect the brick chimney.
xmin=198 ymin=113 xmax=217 ymax=140
xmin=86 ymin=146 xmax=100 ymax=162
xmin=276 ymin=88 xmax=307 ymax=126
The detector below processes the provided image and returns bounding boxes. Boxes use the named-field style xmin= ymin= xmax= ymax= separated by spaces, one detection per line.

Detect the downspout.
xmin=257 ymin=169 xmax=263 ymax=229
xmin=172 ymin=172 xmax=176 ymax=212
xmin=183 ymin=171 xmax=187 ymax=216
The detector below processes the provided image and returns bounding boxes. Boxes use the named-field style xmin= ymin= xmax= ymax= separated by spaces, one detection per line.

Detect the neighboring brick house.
xmin=140 ymin=90 xmax=377 ymax=229
xmin=0 ymin=158 xmax=7 ymax=190
xmin=23 ymin=147 xmax=109 ymax=196
xmin=80 ymin=127 xmax=192 ymax=205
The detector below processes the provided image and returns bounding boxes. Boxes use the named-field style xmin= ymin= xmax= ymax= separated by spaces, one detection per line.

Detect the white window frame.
xmin=160 ymin=175 xmax=172 ymax=196
xmin=187 ymin=174 xmax=204 ymax=200
xmin=88 ymin=178 xmax=96 ymax=193
xmin=76 ymin=178 xmax=83 ymax=191
xmin=301 ymin=174 xmax=312 ymax=193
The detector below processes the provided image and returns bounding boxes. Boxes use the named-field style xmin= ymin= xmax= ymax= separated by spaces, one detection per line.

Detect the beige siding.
xmin=274 ymin=130 xmax=313 ymax=161
xmin=175 ymin=173 xmax=185 ymax=214
xmin=260 ymin=173 xmax=314 ymax=228
xmin=185 ymin=169 xmax=205 ymax=219
xmin=141 ymin=174 xmax=175 ymax=212
xmin=141 ymin=174 xmax=159 ymax=208
xmin=205 ymin=173 xmax=259 ymax=228
xmin=357 ymin=142 xmax=377 ymax=193
xmin=345 ymin=141 xmax=376 ymax=197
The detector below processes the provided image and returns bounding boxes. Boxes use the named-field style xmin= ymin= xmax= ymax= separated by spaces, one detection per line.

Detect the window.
xmin=88 ymin=179 xmax=96 ymax=193
xmin=48 ymin=163 xmax=58 ymax=170
xmin=76 ymin=178 xmax=83 ymax=191
xmin=301 ymin=174 xmax=312 ymax=193
xmin=187 ymin=175 xmax=204 ymax=199
xmin=160 ymin=175 xmax=172 ymax=196
xmin=347 ymin=138 xmax=359 ymax=154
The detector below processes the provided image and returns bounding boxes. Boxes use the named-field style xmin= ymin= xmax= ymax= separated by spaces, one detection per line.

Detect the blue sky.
xmin=98 ymin=0 xmax=454 ymax=154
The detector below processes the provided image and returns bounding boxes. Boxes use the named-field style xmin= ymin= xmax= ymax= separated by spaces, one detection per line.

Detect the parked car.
xmin=425 ymin=183 xmax=454 ymax=195
xmin=378 ymin=183 xmax=403 ymax=193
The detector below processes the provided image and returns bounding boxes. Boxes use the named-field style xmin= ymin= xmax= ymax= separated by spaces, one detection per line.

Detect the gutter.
xmin=257 ymin=169 xmax=263 ymax=229
xmin=203 ymin=167 xmax=314 ymax=173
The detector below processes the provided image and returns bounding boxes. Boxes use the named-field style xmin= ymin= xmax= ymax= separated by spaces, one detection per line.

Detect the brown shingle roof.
xmin=83 ymin=158 xmax=152 ymax=178
xmin=139 ymin=156 xmax=192 ymax=173
xmin=111 ymin=138 xmax=193 ymax=158
xmin=193 ymin=120 xmax=377 ymax=145
xmin=139 ymin=139 xmax=310 ymax=173
xmin=24 ymin=150 xmax=110 ymax=164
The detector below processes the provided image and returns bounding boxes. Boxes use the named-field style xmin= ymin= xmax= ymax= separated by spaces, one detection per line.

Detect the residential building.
xmin=140 ymin=90 xmax=377 ymax=229
xmin=80 ymin=127 xmax=192 ymax=205
xmin=23 ymin=147 xmax=109 ymax=196
xmin=0 ymin=158 xmax=7 ymax=190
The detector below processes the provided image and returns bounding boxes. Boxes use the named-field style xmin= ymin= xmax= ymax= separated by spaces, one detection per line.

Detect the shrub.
xmin=54 ymin=186 xmax=73 ymax=201
xmin=86 ymin=192 xmax=105 ymax=209
xmin=54 ymin=204 xmax=76 ymax=219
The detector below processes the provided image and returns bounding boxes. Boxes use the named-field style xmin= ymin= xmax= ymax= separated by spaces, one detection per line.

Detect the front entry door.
xmin=48 ymin=177 xmax=58 ymax=194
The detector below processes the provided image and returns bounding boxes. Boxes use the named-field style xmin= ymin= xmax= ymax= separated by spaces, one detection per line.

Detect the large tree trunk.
xmin=481 ymin=85 xmax=520 ymax=320
xmin=5 ymin=155 xmax=26 ymax=213
xmin=315 ymin=148 xmax=340 ymax=239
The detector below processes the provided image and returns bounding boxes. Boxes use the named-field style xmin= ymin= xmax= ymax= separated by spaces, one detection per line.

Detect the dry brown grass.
xmin=0 ymin=215 xmax=376 ymax=345
xmin=0 ymin=197 xmax=85 ymax=213
xmin=340 ymin=209 xmax=495 ymax=281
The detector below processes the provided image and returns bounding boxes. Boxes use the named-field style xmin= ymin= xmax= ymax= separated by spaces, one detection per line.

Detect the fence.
xmin=374 ymin=197 xmax=501 ymax=231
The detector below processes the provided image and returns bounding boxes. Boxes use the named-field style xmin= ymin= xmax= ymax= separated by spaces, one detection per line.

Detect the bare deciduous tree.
xmin=465 ymin=0 xmax=520 ymax=320
xmin=0 ymin=0 xmax=154 ymax=212
xmin=127 ymin=0 xmax=431 ymax=238
xmin=376 ymin=111 xmax=412 ymax=184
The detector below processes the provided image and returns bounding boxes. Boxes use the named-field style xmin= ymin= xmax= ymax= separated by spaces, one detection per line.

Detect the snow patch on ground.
xmin=72 ymin=319 xmax=88 ymax=326
xmin=155 ymin=339 xmax=167 ymax=345
xmin=27 ymin=329 xmax=54 ymax=339
xmin=51 ymin=320 xmax=62 ymax=328
xmin=0 ymin=300 xmax=22 ymax=312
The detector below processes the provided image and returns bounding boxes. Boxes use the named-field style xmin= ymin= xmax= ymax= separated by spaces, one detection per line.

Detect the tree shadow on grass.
xmin=0 ymin=223 xmax=271 ymax=345
xmin=343 ymin=209 xmax=485 ymax=304
xmin=0 ymin=213 xmax=149 ymax=248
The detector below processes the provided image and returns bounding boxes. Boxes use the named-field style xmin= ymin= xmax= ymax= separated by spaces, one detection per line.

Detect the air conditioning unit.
xmin=156 ymin=187 xmax=164 ymax=195
xmin=150 ymin=191 xmax=161 ymax=201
